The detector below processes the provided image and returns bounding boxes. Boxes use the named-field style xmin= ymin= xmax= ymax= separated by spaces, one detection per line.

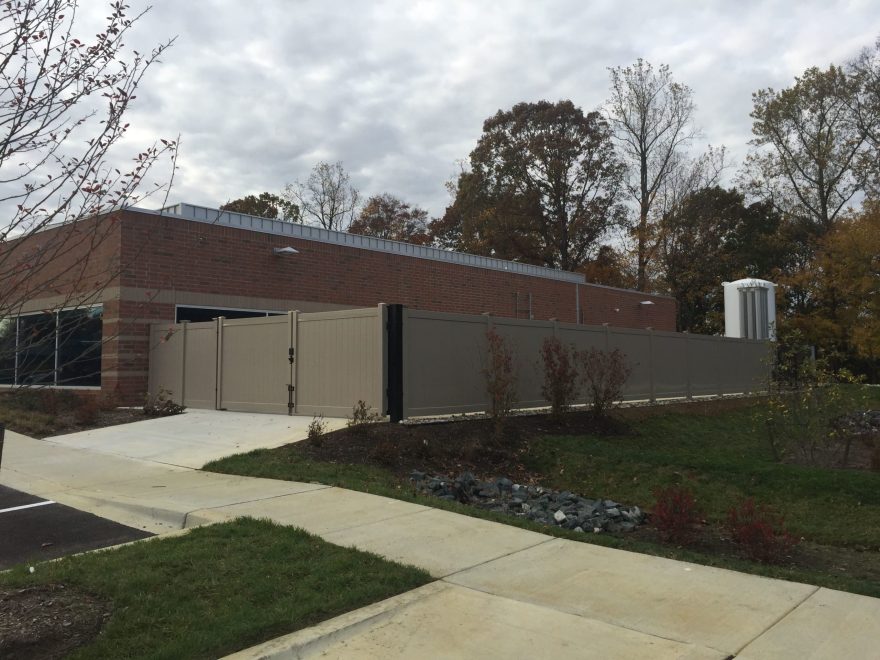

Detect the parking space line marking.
xmin=0 ymin=500 xmax=56 ymax=514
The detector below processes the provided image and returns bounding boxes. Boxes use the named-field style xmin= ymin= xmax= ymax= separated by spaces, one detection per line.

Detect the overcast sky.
xmin=104 ymin=0 xmax=879 ymax=218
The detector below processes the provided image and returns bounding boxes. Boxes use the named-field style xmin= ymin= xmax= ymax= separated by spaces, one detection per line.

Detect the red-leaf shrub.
xmin=651 ymin=485 xmax=702 ymax=543
xmin=540 ymin=337 xmax=579 ymax=419
xmin=726 ymin=498 xmax=798 ymax=563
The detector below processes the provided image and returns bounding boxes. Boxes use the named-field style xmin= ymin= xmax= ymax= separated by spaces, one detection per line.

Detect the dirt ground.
xmin=0 ymin=584 xmax=109 ymax=659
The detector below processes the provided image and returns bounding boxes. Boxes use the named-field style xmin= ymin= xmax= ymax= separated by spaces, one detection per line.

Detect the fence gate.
xmin=217 ymin=313 xmax=296 ymax=414
xmin=149 ymin=306 xmax=385 ymax=417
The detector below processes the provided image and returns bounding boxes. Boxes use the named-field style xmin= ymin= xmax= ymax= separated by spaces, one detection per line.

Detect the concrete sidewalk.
xmin=47 ymin=409 xmax=346 ymax=468
xmin=2 ymin=427 xmax=877 ymax=658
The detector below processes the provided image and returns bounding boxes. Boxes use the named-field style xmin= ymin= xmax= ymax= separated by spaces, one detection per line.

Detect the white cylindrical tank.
xmin=722 ymin=278 xmax=776 ymax=340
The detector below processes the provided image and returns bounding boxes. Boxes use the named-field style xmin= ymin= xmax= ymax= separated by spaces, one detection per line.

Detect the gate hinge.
xmin=288 ymin=347 xmax=295 ymax=364
xmin=287 ymin=384 xmax=295 ymax=392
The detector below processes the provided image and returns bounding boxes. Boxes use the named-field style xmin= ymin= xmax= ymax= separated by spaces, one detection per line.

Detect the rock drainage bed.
xmin=410 ymin=471 xmax=645 ymax=533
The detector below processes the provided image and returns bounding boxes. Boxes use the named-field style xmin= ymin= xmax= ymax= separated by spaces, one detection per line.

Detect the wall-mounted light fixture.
xmin=273 ymin=246 xmax=299 ymax=256
xmin=639 ymin=300 xmax=655 ymax=306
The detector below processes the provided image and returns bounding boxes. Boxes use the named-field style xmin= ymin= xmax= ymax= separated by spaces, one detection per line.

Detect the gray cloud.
xmin=103 ymin=0 xmax=878 ymax=217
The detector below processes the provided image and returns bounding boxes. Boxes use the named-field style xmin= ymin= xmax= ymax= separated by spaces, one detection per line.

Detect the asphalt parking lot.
xmin=0 ymin=485 xmax=153 ymax=570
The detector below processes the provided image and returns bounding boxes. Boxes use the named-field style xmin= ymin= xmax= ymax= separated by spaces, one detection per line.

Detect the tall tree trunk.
xmin=638 ymin=153 xmax=650 ymax=291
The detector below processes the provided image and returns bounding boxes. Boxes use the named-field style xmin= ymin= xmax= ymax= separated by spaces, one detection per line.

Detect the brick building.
xmin=2 ymin=203 xmax=675 ymax=402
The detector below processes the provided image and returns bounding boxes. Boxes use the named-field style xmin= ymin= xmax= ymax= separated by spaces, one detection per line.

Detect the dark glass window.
xmin=0 ymin=318 xmax=16 ymax=385
xmin=0 ymin=306 xmax=103 ymax=388
xmin=17 ymin=313 xmax=57 ymax=385
xmin=57 ymin=307 xmax=103 ymax=386
xmin=175 ymin=306 xmax=284 ymax=323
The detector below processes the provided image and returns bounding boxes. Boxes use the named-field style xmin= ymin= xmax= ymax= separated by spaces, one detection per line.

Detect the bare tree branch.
xmin=606 ymin=59 xmax=699 ymax=291
xmin=281 ymin=161 xmax=359 ymax=231
xmin=0 ymin=0 xmax=178 ymax=389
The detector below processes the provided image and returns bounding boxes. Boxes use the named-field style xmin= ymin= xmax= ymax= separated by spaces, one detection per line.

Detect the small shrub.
xmin=760 ymin=355 xmax=869 ymax=467
xmin=7 ymin=388 xmax=77 ymax=414
xmin=726 ymin=498 xmax=798 ymax=563
xmin=143 ymin=388 xmax=186 ymax=417
xmin=307 ymin=414 xmax=327 ymax=447
xmin=539 ymin=337 xmax=578 ymax=420
xmin=651 ymin=485 xmax=701 ymax=544
xmin=579 ymin=347 xmax=631 ymax=418
xmin=347 ymin=400 xmax=383 ymax=429
xmin=74 ymin=396 xmax=101 ymax=426
xmin=483 ymin=328 xmax=518 ymax=438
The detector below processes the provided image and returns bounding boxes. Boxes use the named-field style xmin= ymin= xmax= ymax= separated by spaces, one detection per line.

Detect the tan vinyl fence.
xmin=148 ymin=304 xmax=769 ymax=419
xmin=400 ymin=308 xmax=771 ymax=418
xmin=148 ymin=306 xmax=386 ymax=416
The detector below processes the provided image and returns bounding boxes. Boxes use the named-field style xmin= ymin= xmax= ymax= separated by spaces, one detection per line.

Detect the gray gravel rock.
xmin=409 ymin=471 xmax=645 ymax=533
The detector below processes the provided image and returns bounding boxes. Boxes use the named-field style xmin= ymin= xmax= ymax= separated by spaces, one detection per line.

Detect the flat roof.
xmin=150 ymin=202 xmax=586 ymax=284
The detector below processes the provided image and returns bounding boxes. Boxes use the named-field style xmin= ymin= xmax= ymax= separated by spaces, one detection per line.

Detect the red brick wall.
xmin=118 ymin=210 xmax=676 ymax=328
xmin=581 ymin=285 xmax=677 ymax=331
xmin=0 ymin=213 xmax=122 ymax=302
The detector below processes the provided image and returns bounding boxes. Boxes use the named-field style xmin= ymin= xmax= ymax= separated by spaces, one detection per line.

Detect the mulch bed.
xmin=46 ymin=408 xmax=148 ymax=438
xmin=0 ymin=584 xmax=110 ymax=659
xmin=300 ymin=408 xmax=633 ymax=483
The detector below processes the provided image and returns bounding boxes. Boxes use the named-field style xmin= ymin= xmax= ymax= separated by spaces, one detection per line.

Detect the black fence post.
xmin=386 ymin=304 xmax=404 ymax=423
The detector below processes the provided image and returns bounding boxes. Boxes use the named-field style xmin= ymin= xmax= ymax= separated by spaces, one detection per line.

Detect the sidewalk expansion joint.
xmin=440 ymin=579 xmax=723 ymax=654
xmin=731 ymin=584 xmax=820 ymax=656
xmin=181 ymin=486 xmax=334 ymax=527
xmin=320 ymin=505 xmax=433 ymax=535
xmin=439 ymin=535 xmax=556 ymax=580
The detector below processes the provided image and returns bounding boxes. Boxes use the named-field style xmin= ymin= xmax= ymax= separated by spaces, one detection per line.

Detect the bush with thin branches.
xmin=483 ymin=327 xmax=518 ymax=437
xmin=539 ymin=337 xmax=579 ymax=419
xmin=579 ymin=347 xmax=631 ymax=418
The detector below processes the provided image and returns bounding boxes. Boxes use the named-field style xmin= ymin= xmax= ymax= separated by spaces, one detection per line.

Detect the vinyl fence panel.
xmin=148 ymin=323 xmax=184 ymax=404
xmin=181 ymin=321 xmax=218 ymax=409
xmin=400 ymin=309 xmax=769 ymax=418
xmin=296 ymin=307 xmax=385 ymax=417
xmin=218 ymin=315 xmax=292 ymax=414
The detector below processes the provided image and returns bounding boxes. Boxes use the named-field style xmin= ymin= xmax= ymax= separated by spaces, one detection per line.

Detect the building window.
xmin=0 ymin=306 xmax=103 ymax=387
xmin=18 ymin=314 xmax=57 ymax=385
xmin=0 ymin=318 xmax=16 ymax=385
xmin=175 ymin=306 xmax=284 ymax=323
xmin=58 ymin=308 xmax=104 ymax=386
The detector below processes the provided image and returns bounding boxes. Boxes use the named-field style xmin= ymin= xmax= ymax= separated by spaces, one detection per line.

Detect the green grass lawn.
xmin=205 ymin=395 xmax=880 ymax=598
xmin=0 ymin=519 xmax=431 ymax=659
xmin=527 ymin=405 xmax=880 ymax=548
